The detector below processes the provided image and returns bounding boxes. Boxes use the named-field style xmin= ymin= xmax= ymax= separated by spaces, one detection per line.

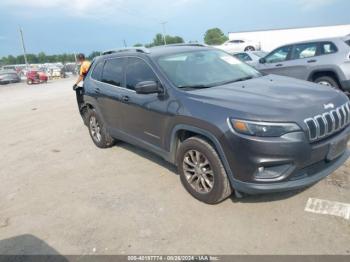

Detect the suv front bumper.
xmin=232 ymin=149 xmax=349 ymax=194
xmin=222 ymin=125 xmax=350 ymax=194
xmin=341 ymin=79 xmax=350 ymax=91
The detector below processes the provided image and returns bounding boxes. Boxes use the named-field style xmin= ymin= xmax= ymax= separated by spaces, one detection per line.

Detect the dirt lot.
xmin=0 ymin=78 xmax=350 ymax=255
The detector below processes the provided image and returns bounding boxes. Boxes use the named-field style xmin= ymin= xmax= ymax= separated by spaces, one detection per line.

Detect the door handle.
xmin=307 ymin=59 xmax=317 ymax=63
xmin=122 ymin=95 xmax=130 ymax=103
xmin=94 ymin=87 xmax=100 ymax=94
xmin=276 ymin=64 xmax=283 ymax=67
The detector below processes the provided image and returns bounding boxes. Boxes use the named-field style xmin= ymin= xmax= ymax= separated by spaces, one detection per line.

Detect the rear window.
xmin=101 ymin=58 xmax=124 ymax=87
xmin=91 ymin=61 xmax=104 ymax=81
xmin=345 ymin=40 xmax=350 ymax=46
xmin=321 ymin=42 xmax=338 ymax=55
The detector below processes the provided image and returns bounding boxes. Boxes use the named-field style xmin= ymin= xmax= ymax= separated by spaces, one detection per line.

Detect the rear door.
xmin=286 ymin=42 xmax=320 ymax=80
xmin=256 ymin=45 xmax=293 ymax=76
xmin=92 ymin=57 xmax=126 ymax=130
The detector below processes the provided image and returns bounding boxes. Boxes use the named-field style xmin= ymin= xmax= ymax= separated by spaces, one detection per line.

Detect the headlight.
xmin=230 ymin=119 xmax=300 ymax=137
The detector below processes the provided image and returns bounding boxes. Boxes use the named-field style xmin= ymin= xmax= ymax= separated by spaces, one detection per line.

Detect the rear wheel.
xmin=177 ymin=136 xmax=232 ymax=204
xmin=314 ymin=76 xmax=340 ymax=89
xmin=244 ymin=46 xmax=255 ymax=51
xmin=88 ymin=110 xmax=115 ymax=148
xmin=27 ymin=79 xmax=33 ymax=85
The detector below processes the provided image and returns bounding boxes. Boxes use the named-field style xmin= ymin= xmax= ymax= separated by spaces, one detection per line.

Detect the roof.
xmin=98 ymin=44 xmax=212 ymax=60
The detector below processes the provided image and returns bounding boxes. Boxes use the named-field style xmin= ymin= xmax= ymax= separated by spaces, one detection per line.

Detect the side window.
xmin=91 ymin=61 xmax=104 ymax=81
xmin=293 ymin=43 xmax=318 ymax=59
xmin=234 ymin=53 xmax=252 ymax=62
xmin=101 ymin=58 xmax=124 ymax=86
xmin=125 ymin=58 xmax=158 ymax=91
xmin=265 ymin=46 xmax=292 ymax=63
xmin=321 ymin=42 xmax=338 ymax=54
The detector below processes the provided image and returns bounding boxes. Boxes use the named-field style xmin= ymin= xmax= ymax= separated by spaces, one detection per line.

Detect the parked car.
xmin=75 ymin=45 xmax=350 ymax=204
xmin=233 ymin=51 xmax=268 ymax=67
xmin=47 ymin=67 xmax=61 ymax=79
xmin=214 ymin=39 xmax=261 ymax=53
xmin=256 ymin=36 xmax=350 ymax=91
xmin=26 ymin=70 xmax=48 ymax=85
xmin=0 ymin=70 xmax=21 ymax=85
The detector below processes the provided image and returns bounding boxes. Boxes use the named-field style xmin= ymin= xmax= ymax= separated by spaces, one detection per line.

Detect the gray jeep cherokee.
xmin=76 ymin=44 xmax=350 ymax=204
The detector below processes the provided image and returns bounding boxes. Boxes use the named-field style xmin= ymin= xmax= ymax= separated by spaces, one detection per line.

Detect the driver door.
xmin=118 ymin=57 xmax=169 ymax=148
xmin=256 ymin=45 xmax=293 ymax=76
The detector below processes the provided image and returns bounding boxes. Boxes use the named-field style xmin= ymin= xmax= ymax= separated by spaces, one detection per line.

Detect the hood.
xmin=186 ymin=75 xmax=349 ymax=122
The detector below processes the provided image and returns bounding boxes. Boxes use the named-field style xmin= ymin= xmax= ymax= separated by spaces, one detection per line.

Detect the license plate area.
xmin=327 ymin=136 xmax=349 ymax=161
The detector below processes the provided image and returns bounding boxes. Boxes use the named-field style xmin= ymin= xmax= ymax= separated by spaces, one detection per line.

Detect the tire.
xmin=27 ymin=79 xmax=33 ymax=85
xmin=244 ymin=46 xmax=255 ymax=51
xmin=314 ymin=76 xmax=340 ymax=89
xmin=87 ymin=109 xmax=115 ymax=148
xmin=176 ymin=136 xmax=232 ymax=204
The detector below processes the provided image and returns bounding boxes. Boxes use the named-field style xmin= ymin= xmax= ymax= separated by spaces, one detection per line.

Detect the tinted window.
xmin=101 ymin=58 xmax=124 ymax=86
xmin=125 ymin=58 xmax=157 ymax=90
xmin=321 ymin=42 xmax=337 ymax=54
xmin=234 ymin=53 xmax=252 ymax=62
xmin=265 ymin=46 xmax=291 ymax=63
xmin=91 ymin=61 xmax=104 ymax=81
xmin=293 ymin=43 xmax=318 ymax=59
xmin=346 ymin=40 xmax=350 ymax=46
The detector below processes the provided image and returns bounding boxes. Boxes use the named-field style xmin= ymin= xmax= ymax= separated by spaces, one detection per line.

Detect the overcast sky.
xmin=0 ymin=0 xmax=349 ymax=57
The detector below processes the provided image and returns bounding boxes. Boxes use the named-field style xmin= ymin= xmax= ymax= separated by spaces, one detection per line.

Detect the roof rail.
xmin=102 ymin=47 xmax=150 ymax=55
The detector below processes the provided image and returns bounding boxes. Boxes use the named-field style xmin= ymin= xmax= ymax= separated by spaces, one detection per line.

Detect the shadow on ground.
xmin=116 ymin=141 xmax=310 ymax=204
xmin=0 ymin=234 xmax=68 ymax=260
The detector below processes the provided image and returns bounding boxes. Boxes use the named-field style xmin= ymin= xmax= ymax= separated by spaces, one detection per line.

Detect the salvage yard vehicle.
xmin=214 ymin=39 xmax=261 ymax=53
xmin=75 ymin=44 xmax=350 ymax=204
xmin=256 ymin=36 xmax=350 ymax=91
xmin=26 ymin=70 xmax=48 ymax=85
xmin=233 ymin=51 xmax=267 ymax=67
xmin=0 ymin=70 xmax=21 ymax=85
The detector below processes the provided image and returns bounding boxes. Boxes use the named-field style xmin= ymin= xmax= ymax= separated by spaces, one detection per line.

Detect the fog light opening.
xmin=255 ymin=164 xmax=292 ymax=181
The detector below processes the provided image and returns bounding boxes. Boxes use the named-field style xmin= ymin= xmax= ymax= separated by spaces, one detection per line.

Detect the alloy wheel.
xmin=182 ymin=150 xmax=214 ymax=193
xmin=89 ymin=116 xmax=102 ymax=143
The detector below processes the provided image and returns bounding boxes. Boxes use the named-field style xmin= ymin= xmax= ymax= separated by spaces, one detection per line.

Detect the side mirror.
xmin=259 ymin=57 xmax=266 ymax=64
xmin=135 ymin=81 xmax=163 ymax=95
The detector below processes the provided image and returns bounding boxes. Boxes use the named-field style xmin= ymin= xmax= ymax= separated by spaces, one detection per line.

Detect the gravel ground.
xmin=0 ymin=79 xmax=349 ymax=255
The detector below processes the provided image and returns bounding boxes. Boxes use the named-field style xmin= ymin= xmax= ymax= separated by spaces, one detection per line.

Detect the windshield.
xmin=157 ymin=49 xmax=261 ymax=89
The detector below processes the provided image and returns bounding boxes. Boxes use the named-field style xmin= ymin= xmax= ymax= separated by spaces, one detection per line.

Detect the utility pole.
xmin=161 ymin=21 xmax=167 ymax=45
xmin=19 ymin=27 xmax=29 ymax=69
xmin=123 ymin=40 xmax=127 ymax=48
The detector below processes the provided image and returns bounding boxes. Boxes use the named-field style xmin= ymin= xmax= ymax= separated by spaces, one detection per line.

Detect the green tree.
xmin=88 ymin=51 xmax=101 ymax=60
xmin=204 ymin=28 xmax=228 ymax=45
xmin=133 ymin=43 xmax=143 ymax=47
xmin=37 ymin=52 xmax=47 ymax=63
xmin=165 ymin=35 xmax=184 ymax=45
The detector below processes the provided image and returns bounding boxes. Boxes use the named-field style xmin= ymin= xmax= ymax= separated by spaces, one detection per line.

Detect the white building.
xmin=228 ymin=24 xmax=350 ymax=52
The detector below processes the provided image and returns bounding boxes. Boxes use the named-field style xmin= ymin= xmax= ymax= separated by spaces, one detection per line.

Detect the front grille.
xmin=304 ymin=102 xmax=350 ymax=141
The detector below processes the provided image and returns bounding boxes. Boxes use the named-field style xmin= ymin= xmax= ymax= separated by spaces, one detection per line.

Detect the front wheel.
xmin=177 ymin=136 xmax=232 ymax=204
xmin=314 ymin=76 xmax=340 ymax=89
xmin=88 ymin=110 xmax=115 ymax=148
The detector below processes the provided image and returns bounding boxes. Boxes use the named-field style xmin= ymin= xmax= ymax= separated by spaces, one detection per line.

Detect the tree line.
xmin=0 ymin=28 xmax=228 ymax=66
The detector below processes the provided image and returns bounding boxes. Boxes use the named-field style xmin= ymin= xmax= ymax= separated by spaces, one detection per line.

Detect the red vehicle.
xmin=26 ymin=70 xmax=48 ymax=85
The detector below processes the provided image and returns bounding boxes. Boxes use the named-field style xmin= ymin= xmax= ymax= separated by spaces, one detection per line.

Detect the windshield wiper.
xmin=220 ymin=76 xmax=254 ymax=85
xmin=178 ymin=84 xmax=212 ymax=89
